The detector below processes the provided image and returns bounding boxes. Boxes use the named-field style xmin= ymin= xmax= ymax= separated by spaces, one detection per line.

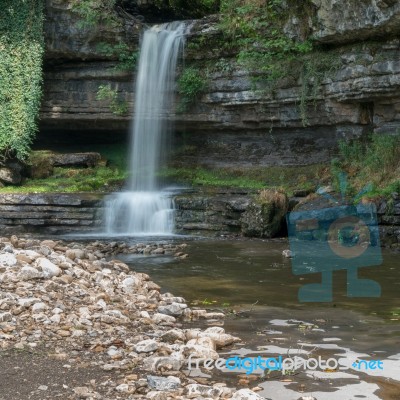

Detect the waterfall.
xmin=104 ymin=22 xmax=185 ymax=235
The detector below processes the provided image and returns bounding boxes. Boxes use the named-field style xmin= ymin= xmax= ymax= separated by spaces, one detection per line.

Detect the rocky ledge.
xmin=0 ymin=236 xmax=263 ymax=400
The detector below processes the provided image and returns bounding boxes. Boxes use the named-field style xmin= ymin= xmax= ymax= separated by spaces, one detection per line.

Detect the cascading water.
xmin=104 ymin=22 xmax=185 ymax=235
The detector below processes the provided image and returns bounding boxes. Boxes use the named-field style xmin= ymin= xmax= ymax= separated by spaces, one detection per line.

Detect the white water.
xmin=104 ymin=22 xmax=185 ymax=235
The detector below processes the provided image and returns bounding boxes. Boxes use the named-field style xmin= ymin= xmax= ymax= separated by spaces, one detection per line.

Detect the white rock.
xmin=115 ymin=384 xmax=130 ymax=393
xmin=186 ymin=328 xmax=241 ymax=348
xmin=121 ymin=276 xmax=140 ymax=293
xmin=187 ymin=336 xmax=216 ymax=350
xmin=140 ymin=311 xmax=151 ymax=319
xmin=18 ymin=297 xmax=40 ymax=308
xmin=147 ymin=375 xmax=181 ymax=391
xmin=185 ymin=384 xmax=223 ymax=399
xmin=231 ymin=389 xmax=265 ymax=400
xmin=146 ymin=391 xmax=168 ymax=400
xmin=0 ymin=253 xmax=17 ymax=268
xmin=50 ymin=314 xmax=61 ymax=324
xmin=282 ymin=249 xmax=293 ymax=258
xmin=3 ymin=245 xmax=13 ymax=253
xmin=152 ymin=313 xmax=176 ymax=324
xmin=35 ymin=257 xmax=61 ymax=278
xmin=158 ymin=302 xmax=187 ymax=317
xmin=32 ymin=302 xmax=48 ymax=314
xmin=135 ymin=339 xmax=159 ymax=353
xmin=21 ymin=250 xmax=41 ymax=259
xmin=143 ymin=355 xmax=183 ymax=372
xmin=161 ymin=329 xmax=186 ymax=343
xmin=0 ymin=312 xmax=12 ymax=322
xmin=182 ymin=343 xmax=219 ymax=360
xmin=18 ymin=266 xmax=42 ymax=280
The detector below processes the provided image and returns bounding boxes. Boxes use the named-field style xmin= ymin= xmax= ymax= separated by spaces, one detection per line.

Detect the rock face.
xmin=310 ymin=0 xmax=400 ymax=44
xmin=240 ymin=190 xmax=288 ymax=238
xmin=0 ymin=191 xmax=398 ymax=243
xmin=0 ymin=193 xmax=103 ymax=234
xmin=39 ymin=1 xmax=400 ymax=167
xmin=41 ymin=0 xmax=139 ymax=132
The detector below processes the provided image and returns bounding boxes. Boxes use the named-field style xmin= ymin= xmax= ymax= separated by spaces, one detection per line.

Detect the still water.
xmin=118 ymin=238 xmax=400 ymax=400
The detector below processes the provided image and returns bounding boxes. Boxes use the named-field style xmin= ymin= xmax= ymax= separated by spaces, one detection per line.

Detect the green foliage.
xmin=0 ymin=0 xmax=44 ymax=161
xmin=71 ymin=0 xmax=118 ymax=28
xmin=297 ymin=51 xmax=342 ymax=125
xmin=220 ymin=0 xmax=314 ymax=53
xmin=331 ymin=133 xmax=400 ymax=198
xmin=177 ymin=68 xmax=207 ymax=111
xmin=96 ymin=85 xmax=129 ymax=116
xmin=217 ymin=0 xmax=334 ymax=125
xmin=97 ymin=42 xmax=138 ymax=71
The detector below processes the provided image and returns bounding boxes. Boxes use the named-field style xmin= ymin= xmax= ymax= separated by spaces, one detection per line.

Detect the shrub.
xmin=177 ymin=67 xmax=207 ymax=111
xmin=96 ymin=85 xmax=129 ymax=116
xmin=332 ymin=133 xmax=400 ymax=197
xmin=71 ymin=0 xmax=118 ymax=27
xmin=0 ymin=0 xmax=44 ymax=160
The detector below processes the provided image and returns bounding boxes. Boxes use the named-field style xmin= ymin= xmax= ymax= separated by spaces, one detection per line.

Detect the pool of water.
xmin=117 ymin=238 xmax=400 ymax=400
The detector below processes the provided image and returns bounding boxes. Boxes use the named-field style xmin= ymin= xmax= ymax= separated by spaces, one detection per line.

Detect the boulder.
xmin=18 ymin=266 xmax=42 ymax=280
xmin=0 ymin=168 xmax=21 ymax=185
xmin=35 ymin=257 xmax=62 ymax=278
xmin=157 ymin=302 xmax=187 ymax=317
xmin=28 ymin=151 xmax=54 ymax=179
xmin=52 ymin=152 xmax=101 ymax=168
xmin=240 ymin=190 xmax=288 ymax=238
xmin=0 ymin=253 xmax=17 ymax=268
xmin=134 ymin=339 xmax=159 ymax=353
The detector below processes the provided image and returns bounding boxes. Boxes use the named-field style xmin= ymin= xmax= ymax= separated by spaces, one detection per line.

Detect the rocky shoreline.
xmin=0 ymin=236 xmax=264 ymax=400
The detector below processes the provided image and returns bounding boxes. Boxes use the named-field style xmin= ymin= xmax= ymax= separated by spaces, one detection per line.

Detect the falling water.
xmin=104 ymin=22 xmax=185 ymax=235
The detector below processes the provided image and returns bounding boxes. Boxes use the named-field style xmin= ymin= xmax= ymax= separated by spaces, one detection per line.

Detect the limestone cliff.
xmin=40 ymin=0 xmax=400 ymax=166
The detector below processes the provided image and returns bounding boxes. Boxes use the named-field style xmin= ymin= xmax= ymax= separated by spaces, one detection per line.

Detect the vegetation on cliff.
xmin=0 ymin=0 xmax=44 ymax=160
xmin=332 ymin=134 xmax=400 ymax=199
xmin=72 ymin=0 xmax=220 ymax=24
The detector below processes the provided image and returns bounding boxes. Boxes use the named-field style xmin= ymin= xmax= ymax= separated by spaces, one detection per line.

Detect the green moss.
xmin=159 ymin=164 xmax=324 ymax=191
xmin=0 ymin=166 xmax=127 ymax=194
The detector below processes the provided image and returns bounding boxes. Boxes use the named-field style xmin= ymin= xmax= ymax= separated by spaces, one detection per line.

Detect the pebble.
xmin=0 ymin=236 xmax=262 ymax=400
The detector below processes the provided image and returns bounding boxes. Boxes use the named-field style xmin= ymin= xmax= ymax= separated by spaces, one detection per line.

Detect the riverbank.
xmin=0 ymin=235 xmax=264 ymax=400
